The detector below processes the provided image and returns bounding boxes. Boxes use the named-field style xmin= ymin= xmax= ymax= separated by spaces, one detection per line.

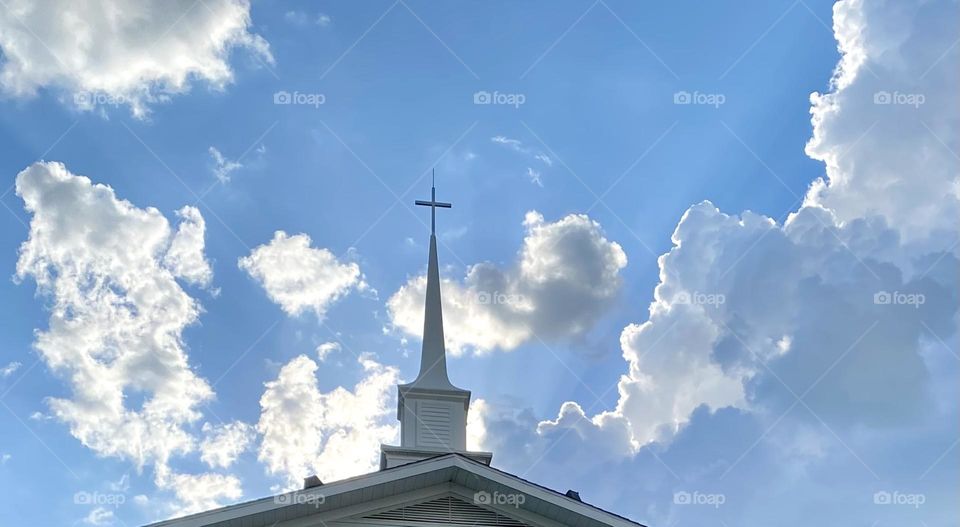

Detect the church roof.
xmin=145 ymin=453 xmax=646 ymax=527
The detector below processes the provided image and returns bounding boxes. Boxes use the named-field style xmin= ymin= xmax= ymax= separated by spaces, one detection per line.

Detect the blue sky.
xmin=0 ymin=1 xmax=957 ymax=526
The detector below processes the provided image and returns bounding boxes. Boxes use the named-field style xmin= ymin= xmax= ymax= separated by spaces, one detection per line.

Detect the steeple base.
xmin=379 ymin=444 xmax=492 ymax=470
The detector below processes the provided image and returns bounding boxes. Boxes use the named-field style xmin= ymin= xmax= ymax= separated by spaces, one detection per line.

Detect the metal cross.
xmin=415 ymin=169 xmax=451 ymax=235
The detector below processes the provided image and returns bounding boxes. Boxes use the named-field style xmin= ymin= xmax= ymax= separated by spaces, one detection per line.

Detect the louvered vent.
xmin=417 ymin=402 xmax=451 ymax=448
xmin=366 ymin=496 xmax=529 ymax=527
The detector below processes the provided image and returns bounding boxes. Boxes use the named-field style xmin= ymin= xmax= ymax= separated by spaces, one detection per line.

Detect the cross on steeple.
xmin=415 ymin=169 xmax=451 ymax=235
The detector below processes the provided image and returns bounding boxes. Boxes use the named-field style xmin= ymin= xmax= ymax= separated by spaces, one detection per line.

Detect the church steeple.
xmin=410 ymin=173 xmax=456 ymax=389
xmin=379 ymin=174 xmax=492 ymax=470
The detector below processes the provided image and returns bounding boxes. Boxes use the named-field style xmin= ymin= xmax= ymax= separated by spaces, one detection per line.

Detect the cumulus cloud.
xmin=239 ymin=231 xmax=366 ymax=320
xmin=466 ymin=399 xmax=489 ymax=451
xmin=14 ymin=161 xmax=238 ymax=511
xmin=16 ymin=161 xmax=211 ymax=467
xmin=156 ymin=469 xmax=243 ymax=517
xmin=516 ymin=0 xmax=959 ymax=458
xmin=803 ymin=0 xmax=960 ymax=254
xmin=476 ymin=399 xmax=634 ymax=468
xmin=163 ymin=206 xmax=213 ymax=287
xmin=0 ymin=0 xmax=271 ymax=117
xmin=387 ymin=211 xmax=627 ymax=355
xmin=200 ymin=421 xmax=255 ymax=469
xmin=257 ymin=354 xmax=399 ymax=489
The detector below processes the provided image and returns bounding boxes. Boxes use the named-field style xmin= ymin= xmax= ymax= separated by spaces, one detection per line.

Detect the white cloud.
xmin=156 ymin=469 xmax=243 ymax=517
xmin=388 ymin=211 xmax=627 ymax=355
xmin=239 ymin=231 xmax=366 ymax=320
xmin=285 ymin=11 xmax=332 ymax=27
xmin=200 ymin=421 xmax=255 ymax=469
xmin=803 ymin=1 xmax=959 ymax=255
xmin=490 ymin=136 xmax=551 ymax=165
xmin=491 ymin=136 xmax=552 ymax=186
xmin=82 ymin=507 xmax=114 ymax=526
xmin=537 ymin=401 xmax=636 ymax=460
xmin=525 ymin=0 xmax=959 ymax=455
xmin=16 ymin=161 xmax=211 ymax=467
xmin=0 ymin=0 xmax=271 ymax=117
xmin=526 ymin=167 xmax=543 ymax=187
xmin=163 ymin=206 xmax=213 ymax=287
xmin=284 ymin=11 xmax=308 ymax=25
xmin=466 ymin=399 xmax=489 ymax=451
xmin=208 ymin=147 xmax=243 ymax=184
xmin=28 ymin=411 xmax=50 ymax=421
xmin=257 ymin=354 xmax=399 ymax=489
xmin=0 ymin=361 xmax=21 ymax=378
xmin=316 ymin=342 xmax=341 ymax=362
xmin=14 ymin=161 xmax=241 ymax=512
xmin=256 ymin=356 xmax=320 ymax=488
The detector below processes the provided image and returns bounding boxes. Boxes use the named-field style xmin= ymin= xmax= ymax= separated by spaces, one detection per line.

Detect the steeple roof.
xmin=403 ymin=232 xmax=465 ymax=391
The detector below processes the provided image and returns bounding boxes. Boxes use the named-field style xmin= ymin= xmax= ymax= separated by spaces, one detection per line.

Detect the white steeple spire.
xmin=410 ymin=172 xmax=457 ymax=389
xmin=379 ymin=174 xmax=492 ymax=470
